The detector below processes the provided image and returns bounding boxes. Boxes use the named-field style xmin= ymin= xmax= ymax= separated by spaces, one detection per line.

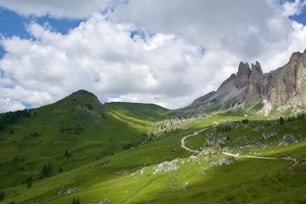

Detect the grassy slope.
xmin=1 ymin=111 xmax=305 ymax=204
xmin=0 ymin=91 xmax=169 ymax=188
xmin=105 ymin=102 xmax=169 ymax=122
xmin=105 ymin=102 xmax=169 ymax=133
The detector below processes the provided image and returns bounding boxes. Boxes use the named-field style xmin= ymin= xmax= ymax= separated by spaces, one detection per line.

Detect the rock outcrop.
xmin=177 ymin=49 xmax=306 ymax=115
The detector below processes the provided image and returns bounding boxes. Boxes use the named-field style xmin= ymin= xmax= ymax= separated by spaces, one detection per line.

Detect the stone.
xmin=153 ymin=160 xmax=180 ymax=174
xmin=175 ymin=49 xmax=306 ymax=116
xmin=211 ymin=157 xmax=235 ymax=166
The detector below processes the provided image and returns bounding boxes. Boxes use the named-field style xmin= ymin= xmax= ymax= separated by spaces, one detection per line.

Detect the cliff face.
xmin=177 ymin=49 xmax=306 ymax=115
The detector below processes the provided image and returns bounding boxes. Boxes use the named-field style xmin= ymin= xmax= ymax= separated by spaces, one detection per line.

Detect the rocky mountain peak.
xmin=250 ymin=61 xmax=263 ymax=81
xmin=289 ymin=51 xmax=302 ymax=63
xmin=236 ymin=62 xmax=251 ymax=88
xmin=237 ymin=62 xmax=251 ymax=74
xmin=176 ymin=49 xmax=306 ymax=116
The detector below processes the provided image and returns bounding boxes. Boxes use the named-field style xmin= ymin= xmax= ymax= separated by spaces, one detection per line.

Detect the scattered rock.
xmin=56 ymin=186 xmax=78 ymax=196
xmin=99 ymin=199 xmax=111 ymax=204
xmin=212 ymin=157 xmax=235 ymax=166
xmin=262 ymin=131 xmax=278 ymax=140
xmin=279 ymin=134 xmax=299 ymax=146
xmin=153 ymin=160 xmax=180 ymax=174
xmin=183 ymin=185 xmax=191 ymax=191
xmin=140 ymin=168 xmax=144 ymax=175
xmin=216 ymin=137 xmax=227 ymax=145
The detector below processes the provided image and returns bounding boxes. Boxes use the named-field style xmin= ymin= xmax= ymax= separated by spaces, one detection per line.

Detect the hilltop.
xmin=0 ymin=90 xmax=168 ymax=187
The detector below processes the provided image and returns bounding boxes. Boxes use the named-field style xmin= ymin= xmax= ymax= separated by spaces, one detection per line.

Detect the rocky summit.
xmin=177 ymin=49 xmax=306 ymax=115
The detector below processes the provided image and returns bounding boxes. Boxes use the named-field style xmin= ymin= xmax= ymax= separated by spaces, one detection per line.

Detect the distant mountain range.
xmin=177 ymin=49 xmax=306 ymax=116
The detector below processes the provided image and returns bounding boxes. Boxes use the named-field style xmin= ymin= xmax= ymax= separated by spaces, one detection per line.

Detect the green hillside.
xmin=0 ymin=90 xmax=168 ymax=188
xmin=105 ymin=102 xmax=169 ymax=122
xmin=0 ymin=91 xmax=305 ymax=204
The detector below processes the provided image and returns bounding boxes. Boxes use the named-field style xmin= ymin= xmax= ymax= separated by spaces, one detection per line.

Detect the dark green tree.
xmin=65 ymin=149 xmax=70 ymax=157
xmin=26 ymin=176 xmax=33 ymax=188
xmin=42 ymin=165 xmax=49 ymax=178
xmin=48 ymin=162 xmax=52 ymax=172
xmin=27 ymin=180 xmax=32 ymax=188
xmin=72 ymin=197 xmax=80 ymax=204
xmin=0 ymin=190 xmax=5 ymax=201
xmin=279 ymin=117 xmax=285 ymax=125
xmin=241 ymin=119 xmax=249 ymax=124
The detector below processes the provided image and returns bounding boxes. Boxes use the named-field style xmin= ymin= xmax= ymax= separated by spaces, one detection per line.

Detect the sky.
xmin=0 ymin=0 xmax=306 ymax=112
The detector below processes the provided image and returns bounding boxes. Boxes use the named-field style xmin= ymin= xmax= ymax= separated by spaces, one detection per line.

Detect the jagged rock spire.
xmin=176 ymin=49 xmax=306 ymax=116
xmin=250 ymin=61 xmax=263 ymax=81
xmin=236 ymin=62 xmax=251 ymax=88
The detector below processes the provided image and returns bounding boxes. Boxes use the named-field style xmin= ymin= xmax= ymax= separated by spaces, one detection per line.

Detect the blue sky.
xmin=290 ymin=8 xmax=306 ymax=23
xmin=0 ymin=8 xmax=82 ymax=38
xmin=0 ymin=0 xmax=306 ymax=112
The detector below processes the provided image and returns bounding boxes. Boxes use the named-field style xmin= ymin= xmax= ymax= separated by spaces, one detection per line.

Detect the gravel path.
xmin=180 ymin=128 xmax=297 ymax=162
xmin=180 ymin=128 xmax=206 ymax=154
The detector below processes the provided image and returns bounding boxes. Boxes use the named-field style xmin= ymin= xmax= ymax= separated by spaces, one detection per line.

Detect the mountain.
xmin=177 ymin=49 xmax=306 ymax=116
xmin=0 ymin=90 xmax=168 ymax=187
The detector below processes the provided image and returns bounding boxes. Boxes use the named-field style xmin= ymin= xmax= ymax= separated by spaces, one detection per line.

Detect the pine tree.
xmin=279 ymin=117 xmax=285 ymax=125
xmin=0 ymin=190 xmax=5 ymax=201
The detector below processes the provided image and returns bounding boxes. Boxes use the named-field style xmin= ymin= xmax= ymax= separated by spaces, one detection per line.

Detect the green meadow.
xmin=0 ymin=91 xmax=305 ymax=203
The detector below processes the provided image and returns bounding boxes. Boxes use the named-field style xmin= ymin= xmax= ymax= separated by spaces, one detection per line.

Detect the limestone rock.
xmin=176 ymin=49 xmax=306 ymax=115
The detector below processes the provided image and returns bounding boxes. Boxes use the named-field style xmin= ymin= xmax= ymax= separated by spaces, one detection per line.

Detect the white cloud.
xmin=112 ymin=0 xmax=293 ymax=59
xmin=0 ymin=13 xmax=207 ymax=110
xmin=282 ymin=0 xmax=306 ymax=16
xmin=0 ymin=1 xmax=306 ymax=112
xmin=0 ymin=97 xmax=25 ymax=112
xmin=112 ymin=0 xmax=306 ymax=70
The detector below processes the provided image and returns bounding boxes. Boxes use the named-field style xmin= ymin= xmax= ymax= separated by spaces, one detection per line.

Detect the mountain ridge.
xmin=177 ymin=49 xmax=306 ymax=116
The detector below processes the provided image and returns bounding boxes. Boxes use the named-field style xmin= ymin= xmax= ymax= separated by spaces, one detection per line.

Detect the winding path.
xmin=180 ymin=128 xmax=206 ymax=154
xmin=221 ymin=152 xmax=277 ymax=160
xmin=180 ymin=128 xmax=296 ymax=161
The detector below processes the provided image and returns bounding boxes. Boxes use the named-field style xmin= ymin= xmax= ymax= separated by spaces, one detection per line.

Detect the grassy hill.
xmin=0 ymin=91 xmax=305 ymax=204
xmin=0 ymin=90 xmax=168 ymax=188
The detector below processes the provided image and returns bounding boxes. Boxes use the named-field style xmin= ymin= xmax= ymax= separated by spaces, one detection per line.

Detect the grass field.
xmin=0 ymin=91 xmax=305 ymax=203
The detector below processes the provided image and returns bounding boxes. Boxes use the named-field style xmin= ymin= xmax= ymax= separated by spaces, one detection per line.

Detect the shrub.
xmin=0 ymin=190 xmax=5 ymax=201
xmin=241 ymin=119 xmax=249 ymax=124
xmin=72 ymin=197 xmax=80 ymax=204
xmin=279 ymin=117 xmax=285 ymax=125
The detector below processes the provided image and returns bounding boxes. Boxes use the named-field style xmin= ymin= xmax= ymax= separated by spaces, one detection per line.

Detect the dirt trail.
xmin=222 ymin=152 xmax=278 ymax=160
xmin=180 ymin=128 xmax=207 ymax=154
xmin=180 ymin=128 xmax=297 ymax=162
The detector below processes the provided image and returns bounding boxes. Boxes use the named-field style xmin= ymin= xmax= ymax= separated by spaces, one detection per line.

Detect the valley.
xmin=1 ymin=51 xmax=306 ymax=203
xmin=0 ymin=102 xmax=305 ymax=203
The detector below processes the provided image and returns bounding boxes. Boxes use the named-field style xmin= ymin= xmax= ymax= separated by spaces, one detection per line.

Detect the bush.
xmin=41 ymin=163 xmax=52 ymax=178
xmin=0 ymin=190 xmax=5 ymax=201
xmin=123 ymin=143 xmax=134 ymax=150
xmin=27 ymin=180 xmax=32 ymax=188
xmin=26 ymin=176 xmax=33 ymax=188
xmin=241 ymin=119 xmax=249 ymax=124
xmin=279 ymin=117 xmax=285 ymax=125
xmin=65 ymin=149 xmax=70 ymax=157
xmin=72 ymin=197 xmax=80 ymax=204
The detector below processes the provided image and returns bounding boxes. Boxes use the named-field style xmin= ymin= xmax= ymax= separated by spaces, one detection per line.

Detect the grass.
xmin=0 ymin=92 xmax=305 ymax=204
xmin=0 ymin=91 xmax=169 ymax=188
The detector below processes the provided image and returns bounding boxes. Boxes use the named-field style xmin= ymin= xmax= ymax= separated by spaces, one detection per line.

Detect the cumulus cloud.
xmin=0 ymin=97 xmax=25 ymax=112
xmin=0 ymin=0 xmax=306 ymax=112
xmin=112 ymin=0 xmax=306 ymax=72
xmin=0 ymin=13 xmax=208 ymax=110
xmin=282 ymin=0 xmax=306 ymax=16
xmin=112 ymin=0 xmax=293 ymax=60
